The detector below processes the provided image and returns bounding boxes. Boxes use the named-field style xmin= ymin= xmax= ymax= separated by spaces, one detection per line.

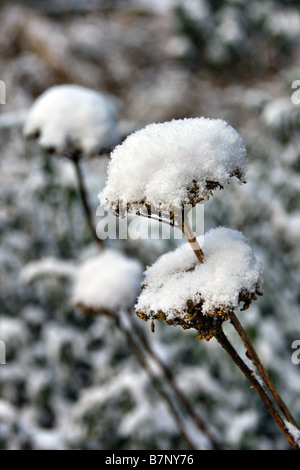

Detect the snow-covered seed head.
xmin=24 ymin=85 xmax=120 ymax=157
xmin=135 ymin=227 xmax=263 ymax=341
xmin=100 ymin=117 xmax=247 ymax=216
xmin=72 ymin=250 xmax=143 ymax=316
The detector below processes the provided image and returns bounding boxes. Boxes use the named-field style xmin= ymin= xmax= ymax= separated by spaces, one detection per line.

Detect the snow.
xmin=0 ymin=400 xmax=16 ymax=424
xmin=72 ymin=250 xmax=143 ymax=314
xmin=20 ymin=257 xmax=76 ymax=283
xmin=136 ymin=227 xmax=263 ymax=321
xmin=24 ymin=84 xmax=120 ymax=155
xmin=100 ymin=117 xmax=247 ymax=214
xmin=262 ymin=98 xmax=300 ymax=133
xmin=31 ymin=429 xmax=66 ymax=451
xmin=226 ymin=411 xmax=258 ymax=446
xmin=0 ymin=317 xmax=25 ymax=343
xmin=285 ymin=421 xmax=300 ymax=444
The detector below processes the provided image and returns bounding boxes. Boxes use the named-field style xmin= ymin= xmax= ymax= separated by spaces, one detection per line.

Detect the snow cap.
xmin=73 ymin=250 xmax=143 ymax=315
xmin=136 ymin=227 xmax=263 ymax=340
xmin=24 ymin=84 xmax=119 ymax=156
xmin=100 ymin=117 xmax=247 ymax=215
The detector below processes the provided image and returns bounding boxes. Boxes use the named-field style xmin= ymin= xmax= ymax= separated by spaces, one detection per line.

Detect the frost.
xmin=20 ymin=257 xmax=76 ymax=284
xmin=0 ymin=400 xmax=16 ymax=424
xmin=262 ymin=98 xmax=300 ymax=134
xmin=136 ymin=227 xmax=262 ymax=321
xmin=30 ymin=429 xmax=66 ymax=450
xmin=100 ymin=117 xmax=247 ymax=213
xmin=226 ymin=411 xmax=258 ymax=446
xmin=24 ymin=85 xmax=120 ymax=156
xmin=285 ymin=421 xmax=300 ymax=444
xmin=0 ymin=317 xmax=25 ymax=343
xmin=72 ymin=250 xmax=143 ymax=314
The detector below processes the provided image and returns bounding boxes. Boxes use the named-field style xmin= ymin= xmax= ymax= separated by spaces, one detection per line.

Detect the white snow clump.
xmin=136 ymin=227 xmax=262 ymax=328
xmin=24 ymin=84 xmax=119 ymax=155
xmin=73 ymin=250 xmax=143 ymax=314
xmin=100 ymin=117 xmax=247 ymax=214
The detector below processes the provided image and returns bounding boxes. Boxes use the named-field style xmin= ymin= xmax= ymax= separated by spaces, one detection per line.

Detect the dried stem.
xmin=216 ymin=328 xmax=299 ymax=450
xmin=125 ymin=311 xmax=223 ymax=450
xmin=72 ymin=155 xmax=103 ymax=251
xmin=113 ymin=313 xmax=197 ymax=450
xmin=138 ymin=212 xmax=175 ymax=229
xmin=180 ymin=212 xmax=300 ymax=449
xmin=181 ymin=211 xmax=204 ymax=264
xmin=230 ymin=311 xmax=299 ymax=428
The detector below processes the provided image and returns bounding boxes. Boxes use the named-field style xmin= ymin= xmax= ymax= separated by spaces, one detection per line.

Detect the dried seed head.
xmin=136 ymin=285 xmax=261 ymax=341
xmin=100 ymin=118 xmax=247 ymax=215
xmin=135 ymin=227 xmax=263 ymax=340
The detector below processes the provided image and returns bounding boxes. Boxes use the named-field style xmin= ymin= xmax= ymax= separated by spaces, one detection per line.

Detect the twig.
xmin=72 ymin=155 xmax=103 ymax=251
xmin=181 ymin=211 xmax=204 ymax=264
xmin=230 ymin=311 xmax=299 ymax=428
xmin=113 ymin=313 xmax=198 ymax=450
xmin=215 ymin=328 xmax=299 ymax=450
xmin=179 ymin=209 xmax=300 ymax=449
xmin=125 ymin=311 xmax=223 ymax=450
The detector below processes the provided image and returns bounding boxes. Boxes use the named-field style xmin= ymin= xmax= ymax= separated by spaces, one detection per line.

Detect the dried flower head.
xmin=100 ymin=117 xmax=247 ymax=216
xmin=135 ymin=227 xmax=263 ymax=340
xmin=24 ymin=84 xmax=119 ymax=157
xmin=72 ymin=250 xmax=143 ymax=316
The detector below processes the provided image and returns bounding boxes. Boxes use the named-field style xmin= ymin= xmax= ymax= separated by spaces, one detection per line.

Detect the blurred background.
xmin=0 ymin=0 xmax=300 ymax=450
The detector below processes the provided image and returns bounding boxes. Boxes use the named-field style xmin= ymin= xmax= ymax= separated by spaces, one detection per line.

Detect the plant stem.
xmin=72 ymin=156 xmax=103 ymax=251
xmin=180 ymin=211 xmax=300 ymax=449
xmin=181 ymin=212 xmax=204 ymax=264
xmin=215 ymin=328 xmax=299 ymax=450
xmin=113 ymin=313 xmax=198 ymax=450
xmin=125 ymin=311 xmax=223 ymax=450
xmin=230 ymin=311 xmax=299 ymax=428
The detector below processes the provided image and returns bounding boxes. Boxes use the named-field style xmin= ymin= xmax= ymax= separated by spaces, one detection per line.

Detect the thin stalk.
xmin=125 ymin=311 xmax=223 ymax=450
xmin=138 ymin=212 xmax=175 ymax=229
xmin=230 ymin=311 xmax=299 ymax=428
xmin=216 ymin=328 xmax=299 ymax=450
xmin=181 ymin=212 xmax=204 ymax=264
xmin=113 ymin=313 xmax=197 ymax=450
xmin=72 ymin=155 xmax=103 ymax=250
xmin=180 ymin=210 xmax=300 ymax=449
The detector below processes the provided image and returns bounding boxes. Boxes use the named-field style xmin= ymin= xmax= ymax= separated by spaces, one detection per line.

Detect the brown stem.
xmin=181 ymin=212 xmax=204 ymax=264
xmin=230 ymin=311 xmax=299 ymax=428
xmin=113 ymin=314 xmax=197 ymax=450
xmin=181 ymin=217 xmax=300 ymax=449
xmin=216 ymin=328 xmax=299 ymax=450
xmin=126 ymin=311 xmax=223 ymax=450
xmin=72 ymin=156 xmax=103 ymax=251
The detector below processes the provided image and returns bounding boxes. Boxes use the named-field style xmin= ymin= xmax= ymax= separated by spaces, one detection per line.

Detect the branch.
xmin=113 ymin=313 xmax=198 ymax=450
xmin=72 ymin=156 xmax=104 ymax=251
xmin=230 ymin=311 xmax=299 ymax=428
xmin=216 ymin=328 xmax=300 ymax=450
xmin=125 ymin=311 xmax=223 ymax=450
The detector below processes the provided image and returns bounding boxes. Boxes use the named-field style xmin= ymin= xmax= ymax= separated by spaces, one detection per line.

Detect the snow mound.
xmin=136 ymin=227 xmax=262 ymax=339
xmin=24 ymin=84 xmax=119 ymax=156
xmin=73 ymin=250 xmax=143 ymax=314
xmin=100 ymin=117 xmax=247 ymax=214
